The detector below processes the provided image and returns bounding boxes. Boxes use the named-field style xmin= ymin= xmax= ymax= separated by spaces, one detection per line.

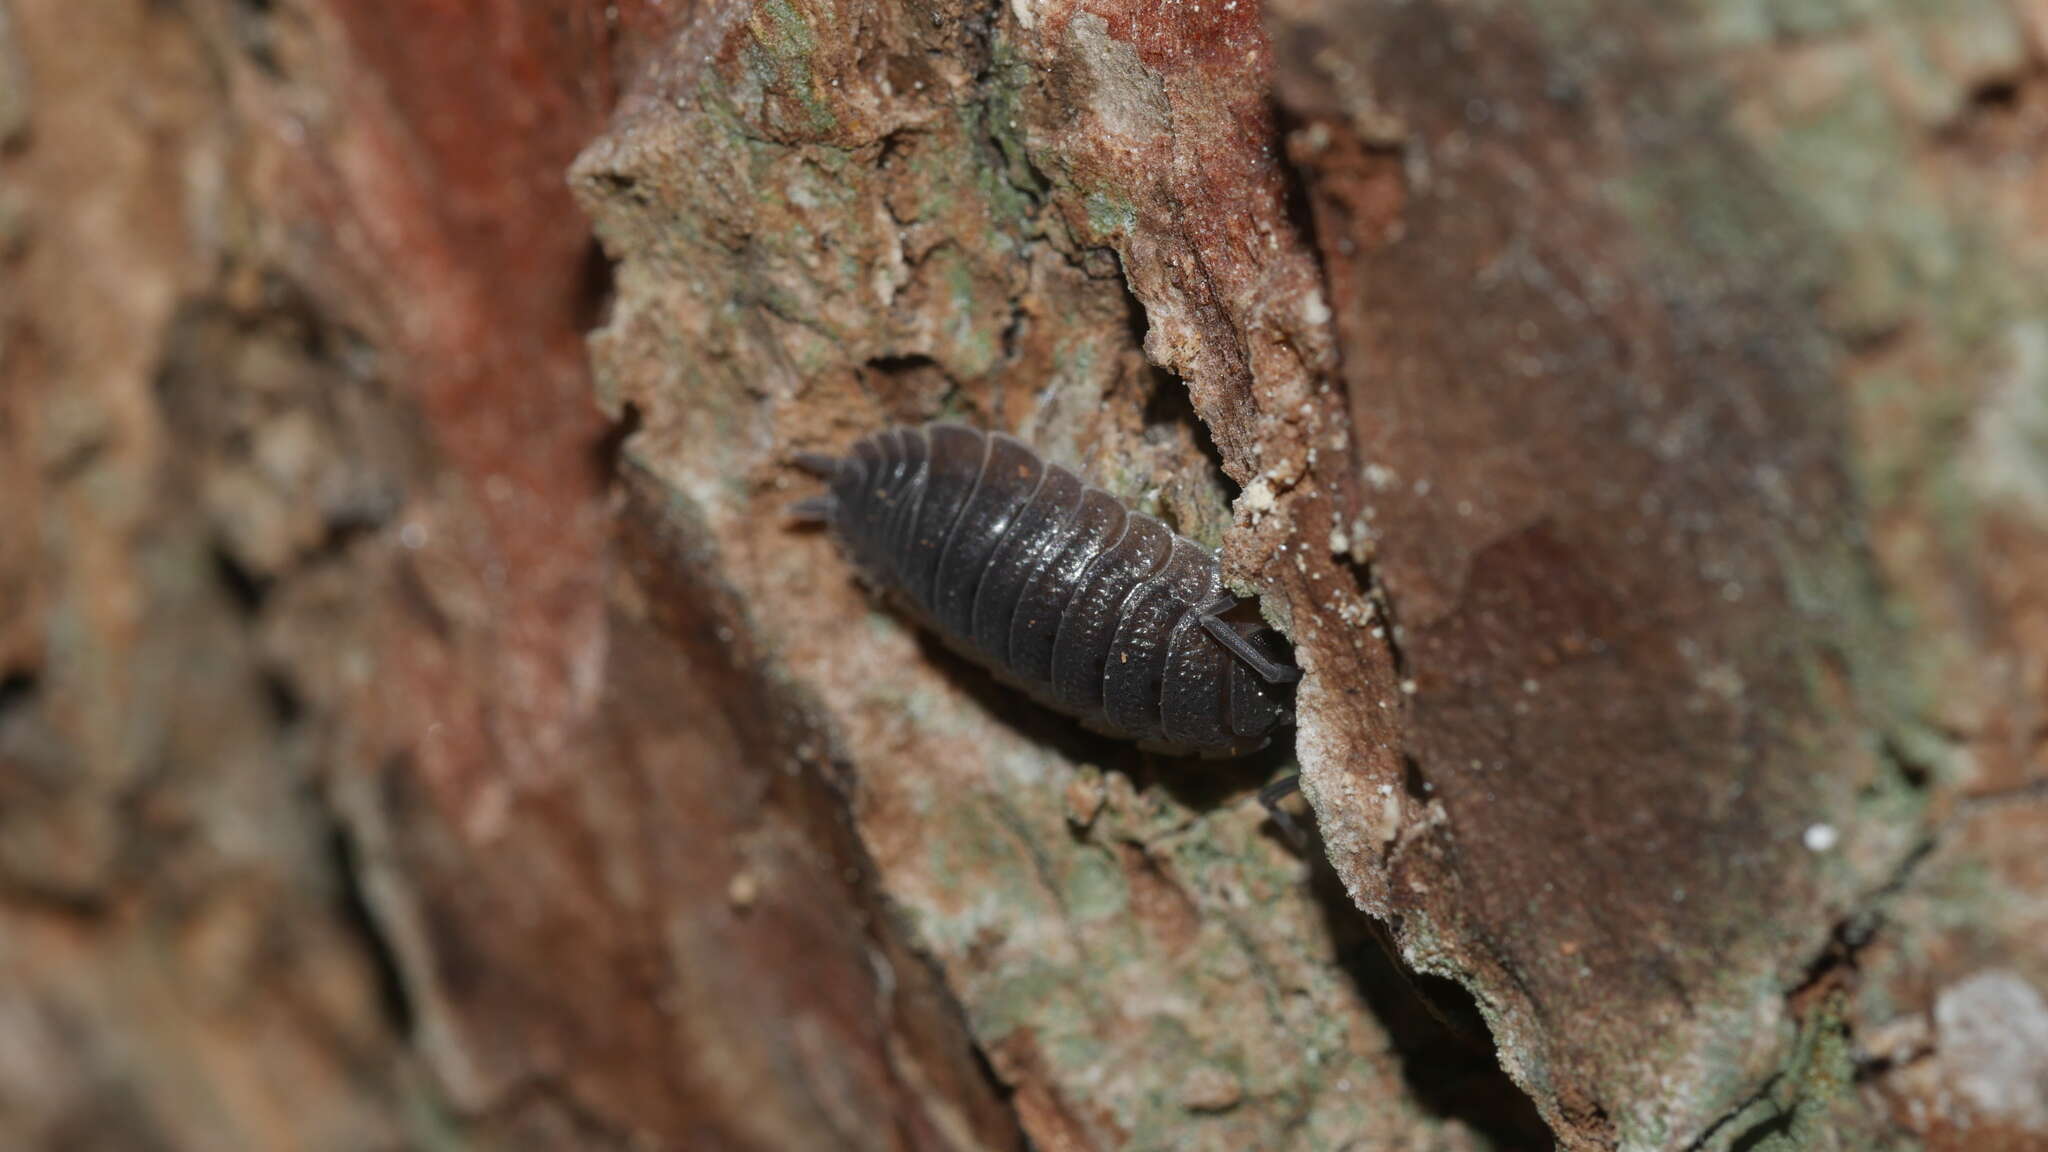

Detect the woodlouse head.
xmin=1226 ymin=624 xmax=1297 ymax=741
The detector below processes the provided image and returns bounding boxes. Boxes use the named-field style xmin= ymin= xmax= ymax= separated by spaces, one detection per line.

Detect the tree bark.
xmin=3 ymin=1 xmax=2044 ymax=1150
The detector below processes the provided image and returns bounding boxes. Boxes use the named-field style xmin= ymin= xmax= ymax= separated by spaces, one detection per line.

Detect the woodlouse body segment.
xmin=797 ymin=422 xmax=1298 ymax=755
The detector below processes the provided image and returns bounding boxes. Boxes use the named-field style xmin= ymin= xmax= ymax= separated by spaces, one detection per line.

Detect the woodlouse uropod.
xmin=792 ymin=422 xmax=1299 ymax=755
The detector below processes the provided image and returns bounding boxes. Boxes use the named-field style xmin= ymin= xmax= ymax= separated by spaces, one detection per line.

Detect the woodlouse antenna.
xmin=1201 ymin=623 xmax=1302 ymax=684
xmin=1196 ymin=602 xmax=1303 ymax=684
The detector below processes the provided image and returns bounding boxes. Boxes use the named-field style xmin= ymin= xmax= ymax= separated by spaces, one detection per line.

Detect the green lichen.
xmin=1083 ymin=188 xmax=1139 ymax=240
xmin=964 ymin=47 xmax=1046 ymax=226
xmin=1059 ymin=843 xmax=1129 ymax=924
xmin=1689 ymin=993 xmax=1867 ymax=1152
xmin=741 ymin=0 xmax=837 ymax=135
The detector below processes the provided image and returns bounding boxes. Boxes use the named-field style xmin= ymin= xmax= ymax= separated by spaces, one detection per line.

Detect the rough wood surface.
xmin=2 ymin=0 xmax=2045 ymax=1150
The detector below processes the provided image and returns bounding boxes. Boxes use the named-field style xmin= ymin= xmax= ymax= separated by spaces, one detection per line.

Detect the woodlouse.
xmin=793 ymin=422 xmax=1298 ymax=755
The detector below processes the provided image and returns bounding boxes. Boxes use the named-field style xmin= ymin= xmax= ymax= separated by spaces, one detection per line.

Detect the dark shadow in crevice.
xmin=876 ymin=126 xmax=917 ymax=173
xmin=260 ymin=669 xmax=304 ymax=728
xmin=870 ymin=353 xmax=945 ymax=379
xmin=1140 ymin=374 xmax=1232 ymax=501
xmin=210 ymin=542 xmax=272 ymax=615
xmin=592 ymin=399 xmax=643 ymax=483
xmin=1727 ymin=1110 xmax=1794 ymax=1152
xmin=1130 ymin=737 xmax=1298 ymax=819
xmin=862 ymin=354 xmax=960 ymax=422
xmin=1966 ymin=76 xmax=2021 ymax=114
xmin=1305 ymin=836 xmax=1556 ymax=1150
xmin=228 ymin=0 xmax=283 ymax=78
xmin=1877 ymin=734 xmax=1933 ymax=793
xmin=1402 ymin=753 xmax=1432 ymax=802
xmin=998 ymin=302 xmax=1029 ymax=368
xmin=1128 ymin=286 xmax=1237 ymax=549
xmin=1269 ymin=99 xmax=1329 ymax=274
xmin=573 ymin=238 xmax=618 ymax=337
xmin=326 ymin=818 xmax=417 ymax=1039
xmin=0 ymin=668 xmax=35 ymax=718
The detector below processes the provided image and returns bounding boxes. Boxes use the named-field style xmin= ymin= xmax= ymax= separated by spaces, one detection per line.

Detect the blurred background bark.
xmin=2 ymin=1 xmax=2044 ymax=1149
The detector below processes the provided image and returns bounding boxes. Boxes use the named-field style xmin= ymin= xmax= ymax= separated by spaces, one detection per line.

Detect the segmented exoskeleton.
xmin=793 ymin=422 xmax=1298 ymax=755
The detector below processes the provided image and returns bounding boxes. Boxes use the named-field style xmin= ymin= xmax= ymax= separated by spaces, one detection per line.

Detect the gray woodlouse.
xmin=793 ymin=422 xmax=1298 ymax=755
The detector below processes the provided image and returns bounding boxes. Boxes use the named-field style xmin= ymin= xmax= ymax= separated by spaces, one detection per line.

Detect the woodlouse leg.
xmin=792 ymin=451 xmax=840 ymax=477
xmin=1196 ymin=601 xmax=1302 ymax=684
xmin=788 ymin=495 xmax=836 ymax=523
xmin=1258 ymin=774 xmax=1307 ymax=846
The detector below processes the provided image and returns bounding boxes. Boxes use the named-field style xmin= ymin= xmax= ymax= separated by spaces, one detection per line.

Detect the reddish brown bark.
xmin=4 ymin=0 xmax=2044 ymax=1149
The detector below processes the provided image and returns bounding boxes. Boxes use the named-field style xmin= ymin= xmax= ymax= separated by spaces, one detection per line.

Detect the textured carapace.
xmin=794 ymin=422 xmax=1298 ymax=755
